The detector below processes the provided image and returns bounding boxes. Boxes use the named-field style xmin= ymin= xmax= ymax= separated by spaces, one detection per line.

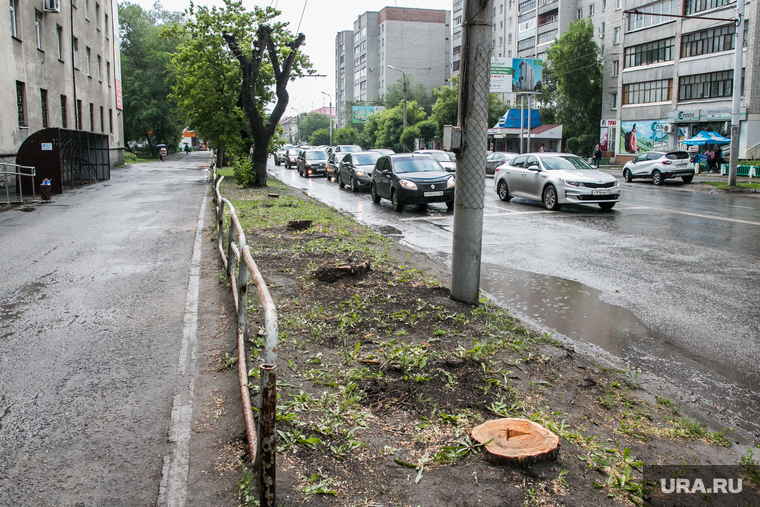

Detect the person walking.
xmin=593 ymin=144 xmax=603 ymax=168
xmin=184 ymin=144 xmax=190 ymax=155
xmin=159 ymin=146 xmax=167 ymax=162
xmin=707 ymin=148 xmax=716 ymax=173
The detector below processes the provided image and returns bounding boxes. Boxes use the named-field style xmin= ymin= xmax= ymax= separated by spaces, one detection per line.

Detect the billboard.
xmin=490 ymin=58 xmax=543 ymax=94
xmin=619 ymin=121 xmax=669 ymax=154
xmin=111 ymin=0 xmax=122 ymax=110
xmin=352 ymin=106 xmax=385 ymax=124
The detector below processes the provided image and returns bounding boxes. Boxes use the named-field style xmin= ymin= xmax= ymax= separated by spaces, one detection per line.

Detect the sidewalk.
xmin=597 ymin=165 xmax=757 ymax=185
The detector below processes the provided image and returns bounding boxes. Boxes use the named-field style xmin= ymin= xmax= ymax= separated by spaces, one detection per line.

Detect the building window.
xmin=109 ymin=108 xmax=113 ymax=133
xmin=603 ymin=0 xmax=607 ymax=10
xmin=73 ymin=38 xmax=79 ymax=68
xmin=508 ymin=50 xmax=512 ymax=57
xmin=77 ymin=99 xmax=82 ymax=129
xmin=612 ymin=60 xmax=619 ymax=76
xmin=602 ymin=22 xmax=606 ymax=35
xmin=681 ymin=24 xmax=746 ymax=58
xmin=89 ymin=103 xmax=94 ymax=131
xmin=86 ymin=47 xmax=91 ymax=76
xmin=84 ymin=0 xmax=89 ymax=19
xmin=105 ymin=13 xmax=108 ymax=38
xmin=612 ymin=93 xmax=617 ymax=109
xmin=628 ymin=0 xmax=675 ymax=31
xmin=623 ymin=79 xmax=672 ymax=105
xmin=518 ymin=37 xmax=536 ymax=50
xmin=577 ymin=8 xmax=582 ymax=19
xmin=679 ymin=70 xmax=743 ymax=100
xmin=97 ymin=55 xmax=101 ymax=81
xmin=453 ymin=61 xmax=460 ymax=72
xmin=518 ymin=0 xmax=536 ymax=12
xmin=509 ymin=16 xmax=512 ymax=26
xmin=10 ymin=0 xmax=18 ymax=38
xmin=616 ymin=0 xmax=621 ymax=8
xmin=538 ymin=29 xmax=557 ymax=44
xmin=100 ymin=106 xmax=104 ymax=132
xmin=499 ymin=36 xmax=503 ymax=47
xmin=624 ymin=38 xmax=674 ymax=67
xmin=500 ymin=3 xmax=504 ymax=12
xmin=41 ymin=89 xmax=48 ymax=128
xmin=614 ymin=27 xmax=620 ymax=44
xmin=509 ymin=33 xmax=513 ymax=43
xmin=61 ymin=95 xmax=67 ymax=128
xmin=17 ymin=81 xmax=27 ymax=126
xmin=57 ymin=25 xmax=63 ymax=59
xmin=453 ymin=45 xmax=461 ymax=55
xmin=35 ymin=11 xmax=43 ymax=49
xmin=684 ymin=0 xmax=729 ymax=14
xmin=589 ymin=4 xmax=595 ymax=16
xmin=106 ymin=61 xmax=110 ymax=85
xmin=95 ymin=3 xmax=99 ymax=29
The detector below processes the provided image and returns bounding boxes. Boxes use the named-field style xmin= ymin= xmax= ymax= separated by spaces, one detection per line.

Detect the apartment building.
xmin=2 ymin=0 xmax=124 ymax=167
xmin=335 ymin=7 xmax=452 ymax=128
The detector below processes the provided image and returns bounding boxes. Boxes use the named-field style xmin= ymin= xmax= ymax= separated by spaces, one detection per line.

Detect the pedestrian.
xmin=539 ymin=145 xmax=546 ymax=152
xmin=593 ymin=144 xmax=603 ymax=168
xmin=715 ymin=146 xmax=724 ymax=172
xmin=707 ymin=147 xmax=716 ymax=173
xmin=184 ymin=144 xmax=190 ymax=155
xmin=160 ymin=146 xmax=167 ymax=162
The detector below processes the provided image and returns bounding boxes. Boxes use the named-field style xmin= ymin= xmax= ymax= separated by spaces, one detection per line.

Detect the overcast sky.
xmin=133 ymin=0 xmax=453 ymax=120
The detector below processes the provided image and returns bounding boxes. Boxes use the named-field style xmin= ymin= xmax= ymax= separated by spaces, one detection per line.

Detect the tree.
xmin=372 ymin=102 xmax=427 ymax=153
xmin=429 ymin=75 xmax=509 ymax=140
xmin=120 ymin=2 xmax=184 ymax=156
xmin=309 ymin=128 xmax=330 ymax=146
xmin=298 ymin=113 xmax=330 ymax=142
xmin=181 ymin=1 xmax=312 ymax=186
xmin=416 ymin=119 xmax=438 ymax=148
xmin=333 ymin=126 xmax=361 ymax=146
xmin=541 ymin=19 xmax=602 ymax=156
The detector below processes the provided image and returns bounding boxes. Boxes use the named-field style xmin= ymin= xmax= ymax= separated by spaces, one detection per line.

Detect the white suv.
xmin=622 ymin=151 xmax=695 ymax=185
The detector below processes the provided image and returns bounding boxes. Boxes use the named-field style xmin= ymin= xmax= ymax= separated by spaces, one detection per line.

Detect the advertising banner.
xmin=511 ymin=58 xmax=543 ymax=94
xmin=619 ymin=120 xmax=669 ymax=154
xmin=352 ymin=106 xmax=384 ymax=124
xmin=111 ymin=0 xmax=122 ymax=110
xmin=490 ymin=57 xmax=514 ymax=93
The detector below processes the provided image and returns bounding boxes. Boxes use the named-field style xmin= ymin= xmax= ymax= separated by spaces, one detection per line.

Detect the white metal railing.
xmin=0 ymin=163 xmax=37 ymax=205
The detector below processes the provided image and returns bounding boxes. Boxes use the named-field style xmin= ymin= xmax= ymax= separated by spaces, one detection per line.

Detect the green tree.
xmin=416 ymin=119 xmax=438 ymax=148
xmin=207 ymin=1 xmax=312 ymax=186
xmin=120 ymin=2 xmax=184 ymax=156
xmin=541 ymin=19 xmax=602 ymax=156
xmin=309 ymin=128 xmax=330 ymax=146
xmin=333 ymin=126 xmax=361 ymax=146
xmin=429 ymin=75 xmax=509 ymax=140
xmin=372 ymin=102 xmax=427 ymax=153
xmin=298 ymin=113 xmax=330 ymax=142
xmin=400 ymin=125 xmax=420 ymax=152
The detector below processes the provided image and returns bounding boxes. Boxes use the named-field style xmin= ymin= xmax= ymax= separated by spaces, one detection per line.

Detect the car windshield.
xmin=354 ymin=153 xmax=380 ymax=165
xmin=305 ymin=151 xmax=327 ymax=160
xmin=281 ymin=145 xmax=293 ymax=151
xmin=541 ymin=156 xmax=595 ymax=170
xmin=666 ymin=152 xmax=690 ymax=160
xmin=287 ymin=149 xmax=300 ymax=155
xmin=424 ymin=152 xmax=451 ymax=163
xmin=394 ymin=157 xmax=443 ymax=174
xmin=342 ymin=146 xmax=362 ymax=152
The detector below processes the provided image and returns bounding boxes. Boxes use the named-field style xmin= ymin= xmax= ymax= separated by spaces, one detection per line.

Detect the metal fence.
xmin=0 ymin=163 xmax=36 ymax=205
xmin=211 ymin=165 xmax=279 ymax=507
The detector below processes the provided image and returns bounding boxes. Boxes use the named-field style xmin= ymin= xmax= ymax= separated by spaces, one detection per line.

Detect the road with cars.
xmin=268 ymin=158 xmax=760 ymax=440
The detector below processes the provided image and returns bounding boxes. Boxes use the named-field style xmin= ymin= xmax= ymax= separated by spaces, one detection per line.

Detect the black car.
xmin=370 ymin=154 xmax=455 ymax=211
xmin=337 ymin=152 xmax=382 ymax=192
xmin=285 ymin=148 xmax=302 ymax=169
xmin=326 ymin=152 xmax=348 ymax=181
xmin=297 ymin=149 xmax=328 ymax=177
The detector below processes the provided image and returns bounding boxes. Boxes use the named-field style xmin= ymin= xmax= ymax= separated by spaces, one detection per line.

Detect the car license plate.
xmin=592 ymin=189 xmax=610 ymax=196
xmin=424 ymin=191 xmax=444 ymax=197
xmin=678 ymin=162 xmax=687 ymax=167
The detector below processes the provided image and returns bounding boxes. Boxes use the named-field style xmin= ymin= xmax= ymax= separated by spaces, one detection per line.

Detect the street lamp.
xmin=388 ymin=65 xmax=407 ymax=132
xmin=321 ymin=91 xmax=333 ymax=147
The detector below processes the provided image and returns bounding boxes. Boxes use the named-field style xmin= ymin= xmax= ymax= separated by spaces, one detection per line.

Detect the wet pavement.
xmin=268 ymin=160 xmax=760 ymax=438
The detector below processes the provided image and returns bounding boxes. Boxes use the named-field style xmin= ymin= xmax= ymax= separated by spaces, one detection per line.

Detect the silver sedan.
xmin=493 ymin=153 xmax=621 ymax=210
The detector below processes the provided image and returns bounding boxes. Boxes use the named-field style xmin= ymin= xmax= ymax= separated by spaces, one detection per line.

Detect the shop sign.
xmin=600 ymin=119 xmax=617 ymax=127
xmin=704 ymin=108 xmax=731 ymax=120
xmin=670 ymin=110 xmax=700 ymax=122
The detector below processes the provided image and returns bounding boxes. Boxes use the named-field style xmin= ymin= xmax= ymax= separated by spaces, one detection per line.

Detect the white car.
xmin=413 ymin=150 xmax=456 ymax=172
xmin=622 ymin=151 xmax=695 ymax=185
xmin=493 ymin=153 xmax=620 ymax=210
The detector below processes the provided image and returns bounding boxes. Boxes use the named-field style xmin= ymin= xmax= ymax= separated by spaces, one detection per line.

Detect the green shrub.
xmin=233 ymin=157 xmax=255 ymax=187
xmin=124 ymin=152 xmax=139 ymax=164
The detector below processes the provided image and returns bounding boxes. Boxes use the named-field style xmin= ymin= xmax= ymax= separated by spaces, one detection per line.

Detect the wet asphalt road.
xmin=269 ymin=160 xmax=760 ymax=438
xmin=0 ymin=153 xmax=212 ymax=505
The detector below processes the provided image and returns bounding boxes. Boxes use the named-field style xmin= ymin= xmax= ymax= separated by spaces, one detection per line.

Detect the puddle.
xmin=480 ymin=264 xmax=760 ymax=437
xmin=0 ymin=281 xmax=46 ymax=330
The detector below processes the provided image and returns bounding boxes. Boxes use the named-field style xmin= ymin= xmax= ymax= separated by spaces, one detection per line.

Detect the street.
xmin=0 ymin=152 xmax=242 ymax=506
xmin=269 ymin=160 xmax=760 ymax=439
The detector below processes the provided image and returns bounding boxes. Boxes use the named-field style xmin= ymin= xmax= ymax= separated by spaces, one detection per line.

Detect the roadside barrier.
xmin=211 ymin=164 xmax=278 ymax=507
xmin=0 ymin=163 xmax=37 ymax=205
xmin=719 ymin=164 xmax=757 ymax=178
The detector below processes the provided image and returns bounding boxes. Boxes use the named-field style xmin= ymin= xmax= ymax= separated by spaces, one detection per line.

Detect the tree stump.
xmin=313 ymin=260 xmax=371 ymax=283
xmin=287 ymin=219 xmax=312 ymax=231
xmin=471 ymin=418 xmax=559 ymax=467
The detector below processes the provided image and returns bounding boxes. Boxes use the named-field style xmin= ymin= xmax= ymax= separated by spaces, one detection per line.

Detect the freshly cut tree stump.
xmin=471 ymin=418 xmax=560 ymax=467
xmin=313 ymin=260 xmax=371 ymax=283
xmin=287 ymin=219 xmax=312 ymax=231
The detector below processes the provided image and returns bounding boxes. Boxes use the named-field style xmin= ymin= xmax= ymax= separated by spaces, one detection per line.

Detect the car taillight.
xmin=662 ymin=160 xmax=672 ymax=165
xmin=495 ymin=168 xmax=500 ymax=172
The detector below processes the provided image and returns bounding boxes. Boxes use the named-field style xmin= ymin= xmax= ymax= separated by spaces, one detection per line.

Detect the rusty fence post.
xmin=259 ymin=364 xmax=277 ymax=507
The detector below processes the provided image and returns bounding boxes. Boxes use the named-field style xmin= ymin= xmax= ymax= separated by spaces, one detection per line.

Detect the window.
xmin=509 ymin=33 xmax=513 ymax=43
xmin=97 ymin=55 xmax=101 ymax=81
xmin=17 ymin=81 xmax=29 ymax=127
xmin=106 ymin=61 xmax=110 ymax=85
xmin=589 ymin=4 xmax=595 ymax=16
xmin=612 ymin=93 xmax=618 ymax=109
xmin=453 ymin=45 xmax=461 ymax=55
xmin=509 ymin=16 xmax=512 ymax=26
xmin=679 ymin=70 xmax=743 ymax=100
xmin=73 ymin=38 xmax=79 ymax=68
xmin=577 ymin=8 xmax=582 ymax=19
xmin=499 ymin=36 xmax=503 ymax=46
xmin=95 ymin=3 xmax=99 ymax=29
xmin=89 ymin=102 xmax=94 ymax=131
xmin=614 ymin=27 xmax=620 ymax=44
xmin=602 ymin=22 xmax=606 ymax=35
xmin=538 ymin=29 xmax=557 ymax=44
xmin=77 ymin=99 xmax=82 ymax=129
xmin=84 ymin=0 xmax=89 ymax=19
xmin=624 ymin=38 xmax=674 ymax=67
xmin=99 ymin=106 xmax=104 ymax=132
xmin=518 ymin=0 xmax=536 ymax=12
xmin=603 ymin=0 xmax=607 ymax=10
xmin=453 ymin=60 xmax=460 ymax=71
xmin=518 ymin=37 xmax=535 ymax=50
xmin=86 ymin=47 xmax=91 ymax=76
xmin=616 ymin=0 xmax=621 ymax=8
xmin=684 ymin=0 xmax=729 ymax=14
xmin=41 ymin=89 xmax=48 ymax=128
xmin=681 ymin=24 xmax=746 ymax=58
xmin=628 ymin=0 xmax=675 ymax=31
xmin=57 ymin=25 xmax=63 ymax=59
xmin=105 ymin=13 xmax=108 ymax=38
xmin=61 ymin=95 xmax=67 ymax=128
xmin=500 ymin=3 xmax=504 ymax=12
xmin=500 ymin=20 xmax=503 ymax=29
xmin=109 ymin=108 xmax=113 ymax=133
xmin=623 ymin=79 xmax=672 ymax=104
xmin=35 ymin=11 xmax=43 ymax=49
xmin=508 ymin=50 xmax=512 ymax=57
xmin=612 ymin=60 xmax=619 ymax=76
xmin=10 ymin=0 xmax=18 ymax=38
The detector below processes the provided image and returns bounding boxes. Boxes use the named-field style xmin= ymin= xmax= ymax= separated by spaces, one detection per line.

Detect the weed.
xmin=740 ymin=448 xmax=760 ymax=487
xmin=220 ymin=352 xmax=238 ymax=371
xmin=664 ymin=416 xmax=730 ymax=446
xmin=302 ymin=468 xmax=337 ymax=496
xmin=655 ymin=395 xmax=680 ymax=413
xmin=237 ymin=462 xmax=260 ymax=507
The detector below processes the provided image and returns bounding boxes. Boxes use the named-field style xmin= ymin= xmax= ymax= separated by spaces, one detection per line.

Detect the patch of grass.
xmin=123 ymin=152 xmax=155 ymax=165
xmin=301 ymin=468 xmax=337 ymax=496
xmin=703 ymin=181 xmax=760 ymax=190
xmin=739 ymin=448 xmax=760 ymax=487
xmin=656 ymin=395 xmax=681 ymax=413
xmin=664 ymin=415 xmax=730 ymax=446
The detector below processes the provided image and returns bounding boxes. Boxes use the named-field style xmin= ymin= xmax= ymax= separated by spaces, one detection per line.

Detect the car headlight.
xmin=447 ymin=176 xmax=455 ymax=188
xmin=355 ymin=171 xmax=367 ymax=178
xmin=399 ymin=179 xmax=417 ymax=190
xmin=560 ymin=179 xmax=584 ymax=187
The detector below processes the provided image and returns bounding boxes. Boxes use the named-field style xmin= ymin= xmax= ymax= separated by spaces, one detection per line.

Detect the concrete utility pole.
xmin=450 ymin=0 xmax=493 ymax=305
xmin=321 ymin=91 xmax=333 ymax=146
xmin=388 ymin=65 xmax=407 ymax=131
xmin=728 ymin=0 xmax=745 ymax=187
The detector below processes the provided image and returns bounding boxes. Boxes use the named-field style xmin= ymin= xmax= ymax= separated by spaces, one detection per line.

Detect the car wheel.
xmin=350 ymin=176 xmax=357 ymax=192
xmin=543 ymin=185 xmax=561 ymax=211
xmin=371 ymin=183 xmax=381 ymax=203
xmin=275 ymin=158 xmax=280 ymax=166
xmin=599 ymin=202 xmax=616 ymax=210
xmin=446 ymin=200 xmax=454 ymax=210
xmin=391 ymin=190 xmax=404 ymax=212
xmin=652 ymin=170 xmax=662 ymax=185
xmin=497 ymin=180 xmax=511 ymax=201
xmin=623 ymin=169 xmax=633 ymax=182
xmin=682 ymin=175 xmax=694 ymax=183
xmin=338 ymin=173 xmax=345 ymax=189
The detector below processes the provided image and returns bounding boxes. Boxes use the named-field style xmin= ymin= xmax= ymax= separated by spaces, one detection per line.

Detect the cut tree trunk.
xmin=313 ymin=260 xmax=372 ymax=283
xmin=471 ymin=418 xmax=560 ymax=467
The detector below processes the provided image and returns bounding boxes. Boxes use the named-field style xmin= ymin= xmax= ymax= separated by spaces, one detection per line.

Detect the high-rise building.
xmin=335 ymin=7 xmax=452 ymax=128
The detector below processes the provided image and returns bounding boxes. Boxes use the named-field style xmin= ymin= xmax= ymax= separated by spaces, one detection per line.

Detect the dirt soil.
xmin=215 ymin=175 xmax=758 ymax=507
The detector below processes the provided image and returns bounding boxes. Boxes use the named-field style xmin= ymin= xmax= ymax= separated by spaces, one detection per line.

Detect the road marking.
xmin=726 ymin=204 xmax=755 ymax=209
xmin=616 ymin=203 xmax=760 ymax=226
xmin=158 ymin=195 xmax=206 ymax=507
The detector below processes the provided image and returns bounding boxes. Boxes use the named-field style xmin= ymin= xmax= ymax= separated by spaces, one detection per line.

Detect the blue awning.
xmin=682 ymin=131 xmax=731 ymax=146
